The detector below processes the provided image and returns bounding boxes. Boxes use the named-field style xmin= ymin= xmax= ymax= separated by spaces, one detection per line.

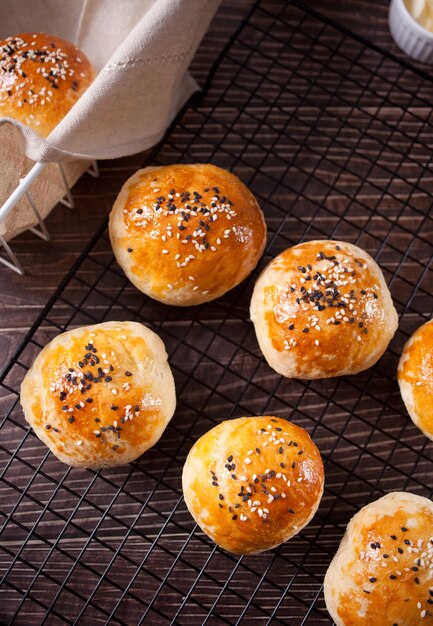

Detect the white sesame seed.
xmin=76 ymin=440 xmax=83 ymax=446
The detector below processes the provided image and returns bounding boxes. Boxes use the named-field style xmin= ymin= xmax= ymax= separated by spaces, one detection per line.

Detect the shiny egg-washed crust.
xmin=250 ymin=240 xmax=398 ymax=380
xmin=0 ymin=33 xmax=95 ymax=137
xmin=398 ymin=319 xmax=433 ymax=441
xmin=20 ymin=321 xmax=176 ymax=468
xmin=182 ymin=416 xmax=324 ymax=554
xmin=108 ymin=164 xmax=267 ymax=306
xmin=324 ymin=492 xmax=433 ymax=625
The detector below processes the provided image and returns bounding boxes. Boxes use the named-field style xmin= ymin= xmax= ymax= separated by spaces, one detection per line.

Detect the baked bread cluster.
xmin=0 ymin=32 xmax=95 ymax=137
xmin=182 ymin=416 xmax=324 ymax=554
xmin=10 ymin=34 xmax=428 ymax=610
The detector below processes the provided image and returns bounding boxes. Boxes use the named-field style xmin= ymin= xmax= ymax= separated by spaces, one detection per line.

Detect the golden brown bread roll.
xmin=182 ymin=416 xmax=324 ymax=554
xmin=108 ymin=164 xmax=267 ymax=306
xmin=324 ymin=492 xmax=433 ymax=625
xmin=398 ymin=319 xmax=433 ymax=440
xmin=250 ymin=240 xmax=398 ymax=379
xmin=0 ymin=32 xmax=95 ymax=137
xmin=20 ymin=321 xmax=176 ymax=468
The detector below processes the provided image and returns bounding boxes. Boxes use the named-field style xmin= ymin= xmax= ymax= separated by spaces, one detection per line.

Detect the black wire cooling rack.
xmin=2 ymin=1 xmax=433 ymax=624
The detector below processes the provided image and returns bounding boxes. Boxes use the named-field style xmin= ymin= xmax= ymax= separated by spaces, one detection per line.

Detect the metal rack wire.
xmin=1 ymin=0 xmax=433 ymax=623
xmin=0 ymin=160 xmax=99 ymax=275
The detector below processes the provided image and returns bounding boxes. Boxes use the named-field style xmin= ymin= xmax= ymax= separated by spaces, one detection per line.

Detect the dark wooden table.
xmin=0 ymin=0 xmax=420 ymax=367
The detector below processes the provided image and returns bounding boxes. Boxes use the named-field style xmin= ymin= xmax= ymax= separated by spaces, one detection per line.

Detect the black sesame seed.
xmin=68 ymin=416 xmax=75 ymax=424
xmin=414 ymin=577 xmax=420 ymax=585
xmin=219 ymin=494 xmax=224 ymax=500
xmin=303 ymin=328 xmax=309 ymax=333
xmin=369 ymin=577 xmax=377 ymax=583
xmin=232 ymin=515 xmax=237 ymax=520
xmin=127 ymin=248 xmax=133 ymax=253
xmin=404 ymin=539 xmax=410 ymax=545
xmin=227 ymin=455 xmax=233 ymax=462
xmin=112 ymin=445 xmax=119 ymax=451
xmin=389 ymin=575 xmax=396 ymax=580
xmin=45 ymin=424 xmax=51 ymax=429
xmin=398 ymin=547 xmax=403 ymax=554
xmin=401 ymin=527 xmax=408 ymax=532
xmin=125 ymin=371 xmax=132 ymax=377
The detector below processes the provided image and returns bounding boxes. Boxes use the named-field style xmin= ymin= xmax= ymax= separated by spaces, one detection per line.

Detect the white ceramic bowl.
xmin=389 ymin=0 xmax=433 ymax=63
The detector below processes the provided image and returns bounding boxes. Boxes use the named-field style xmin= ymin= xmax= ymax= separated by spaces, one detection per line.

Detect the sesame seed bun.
xmin=20 ymin=321 xmax=176 ymax=468
xmin=182 ymin=416 xmax=324 ymax=554
xmin=250 ymin=240 xmax=398 ymax=380
xmin=0 ymin=32 xmax=95 ymax=137
xmin=398 ymin=319 xmax=433 ymax=441
xmin=108 ymin=164 xmax=267 ymax=306
xmin=324 ymin=492 xmax=433 ymax=625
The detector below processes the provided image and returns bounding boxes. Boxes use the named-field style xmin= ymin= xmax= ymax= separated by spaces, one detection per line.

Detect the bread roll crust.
xmin=20 ymin=321 xmax=176 ymax=468
xmin=109 ymin=164 xmax=267 ymax=306
xmin=250 ymin=240 xmax=398 ymax=379
xmin=324 ymin=492 xmax=433 ymax=625
xmin=0 ymin=32 xmax=95 ymax=137
xmin=398 ymin=319 xmax=433 ymax=440
xmin=182 ymin=416 xmax=324 ymax=554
